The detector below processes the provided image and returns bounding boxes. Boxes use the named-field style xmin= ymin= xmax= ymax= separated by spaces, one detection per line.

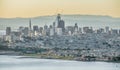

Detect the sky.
xmin=0 ymin=0 xmax=120 ymax=18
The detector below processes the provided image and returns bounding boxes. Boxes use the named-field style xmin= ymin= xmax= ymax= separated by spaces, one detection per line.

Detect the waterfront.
xmin=0 ymin=55 xmax=120 ymax=70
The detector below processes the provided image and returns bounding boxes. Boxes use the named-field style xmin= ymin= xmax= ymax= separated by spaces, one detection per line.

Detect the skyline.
xmin=0 ymin=0 xmax=120 ymax=18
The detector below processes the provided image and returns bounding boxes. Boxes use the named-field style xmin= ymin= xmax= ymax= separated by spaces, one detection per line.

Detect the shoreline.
xmin=0 ymin=52 xmax=120 ymax=63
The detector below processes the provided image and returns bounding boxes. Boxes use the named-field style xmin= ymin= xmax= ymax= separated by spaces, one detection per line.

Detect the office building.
xmin=74 ymin=23 xmax=79 ymax=35
xmin=57 ymin=14 xmax=65 ymax=33
xmin=23 ymin=27 xmax=29 ymax=36
xmin=111 ymin=29 xmax=118 ymax=34
xmin=33 ymin=25 xmax=39 ymax=32
xmin=105 ymin=26 xmax=109 ymax=33
xmin=6 ymin=27 xmax=11 ymax=35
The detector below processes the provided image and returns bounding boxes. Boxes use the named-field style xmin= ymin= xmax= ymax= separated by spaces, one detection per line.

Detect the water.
xmin=0 ymin=55 xmax=120 ymax=70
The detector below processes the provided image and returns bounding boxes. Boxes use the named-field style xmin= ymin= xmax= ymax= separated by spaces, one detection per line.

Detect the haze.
xmin=0 ymin=0 xmax=120 ymax=18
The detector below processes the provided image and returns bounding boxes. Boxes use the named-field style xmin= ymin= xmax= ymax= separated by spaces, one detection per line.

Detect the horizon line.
xmin=0 ymin=14 xmax=120 ymax=19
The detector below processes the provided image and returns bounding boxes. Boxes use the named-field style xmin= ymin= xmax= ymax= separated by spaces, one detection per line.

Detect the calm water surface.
xmin=0 ymin=55 xmax=120 ymax=70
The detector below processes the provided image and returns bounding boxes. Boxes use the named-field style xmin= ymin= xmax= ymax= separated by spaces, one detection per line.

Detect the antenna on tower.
xmin=53 ymin=8 xmax=63 ymax=27
xmin=60 ymin=9 xmax=63 ymax=14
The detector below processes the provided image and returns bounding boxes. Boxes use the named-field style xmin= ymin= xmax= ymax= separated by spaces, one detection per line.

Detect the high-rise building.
xmin=57 ymin=14 xmax=61 ymax=27
xmin=83 ymin=27 xmax=93 ymax=34
xmin=23 ymin=27 xmax=29 ymax=36
xmin=33 ymin=25 xmax=39 ymax=32
xmin=111 ymin=29 xmax=118 ymax=34
xmin=97 ymin=28 xmax=104 ymax=34
xmin=44 ymin=25 xmax=48 ymax=30
xmin=50 ymin=28 xmax=54 ymax=36
xmin=53 ymin=22 xmax=56 ymax=35
xmin=42 ymin=25 xmax=48 ymax=36
xmin=57 ymin=14 xmax=65 ymax=33
xmin=29 ymin=19 xmax=32 ymax=37
xmin=105 ymin=26 xmax=109 ymax=33
xmin=79 ymin=27 xmax=82 ymax=33
xmin=83 ymin=27 xmax=89 ymax=33
xmin=53 ymin=22 xmax=56 ymax=27
xmin=74 ymin=23 xmax=79 ymax=35
xmin=6 ymin=27 xmax=11 ymax=35
xmin=74 ymin=23 xmax=78 ymax=32
xmin=66 ymin=26 xmax=74 ymax=35
xmin=39 ymin=27 xmax=43 ymax=33
xmin=19 ymin=27 xmax=24 ymax=32
xmin=29 ymin=19 xmax=32 ymax=31
xmin=49 ymin=25 xmax=53 ymax=29
xmin=11 ymin=31 xmax=21 ymax=42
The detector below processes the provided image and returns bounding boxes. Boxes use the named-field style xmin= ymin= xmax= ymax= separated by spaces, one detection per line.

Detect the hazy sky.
xmin=0 ymin=0 xmax=120 ymax=18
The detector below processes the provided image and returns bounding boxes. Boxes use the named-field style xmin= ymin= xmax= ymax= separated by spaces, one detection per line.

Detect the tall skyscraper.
xmin=57 ymin=14 xmax=61 ymax=27
xmin=57 ymin=14 xmax=65 ymax=33
xmin=49 ymin=25 xmax=54 ymax=36
xmin=53 ymin=22 xmax=56 ymax=35
xmin=42 ymin=25 xmax=48 ymax=36
xmin=74 ymin=23 xmax=78 ymax=32
xmin=29 ymin=19 xmax=32 ymax=37
xmin=6 ymin=27 xmax=11 ymax=35
xmin=29 ymin=19 xmax=32 ymax=31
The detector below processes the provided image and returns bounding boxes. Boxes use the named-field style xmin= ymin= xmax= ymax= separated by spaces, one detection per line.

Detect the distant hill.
xmin=0 ymin=15 xmax=120 ymax=30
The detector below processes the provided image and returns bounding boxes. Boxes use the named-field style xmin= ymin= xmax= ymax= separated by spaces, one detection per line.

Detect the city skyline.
xmin=4 ymin=14 xmax=120 ymax=36
xmin=0 ymin=0 xmax=120 ymax=18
